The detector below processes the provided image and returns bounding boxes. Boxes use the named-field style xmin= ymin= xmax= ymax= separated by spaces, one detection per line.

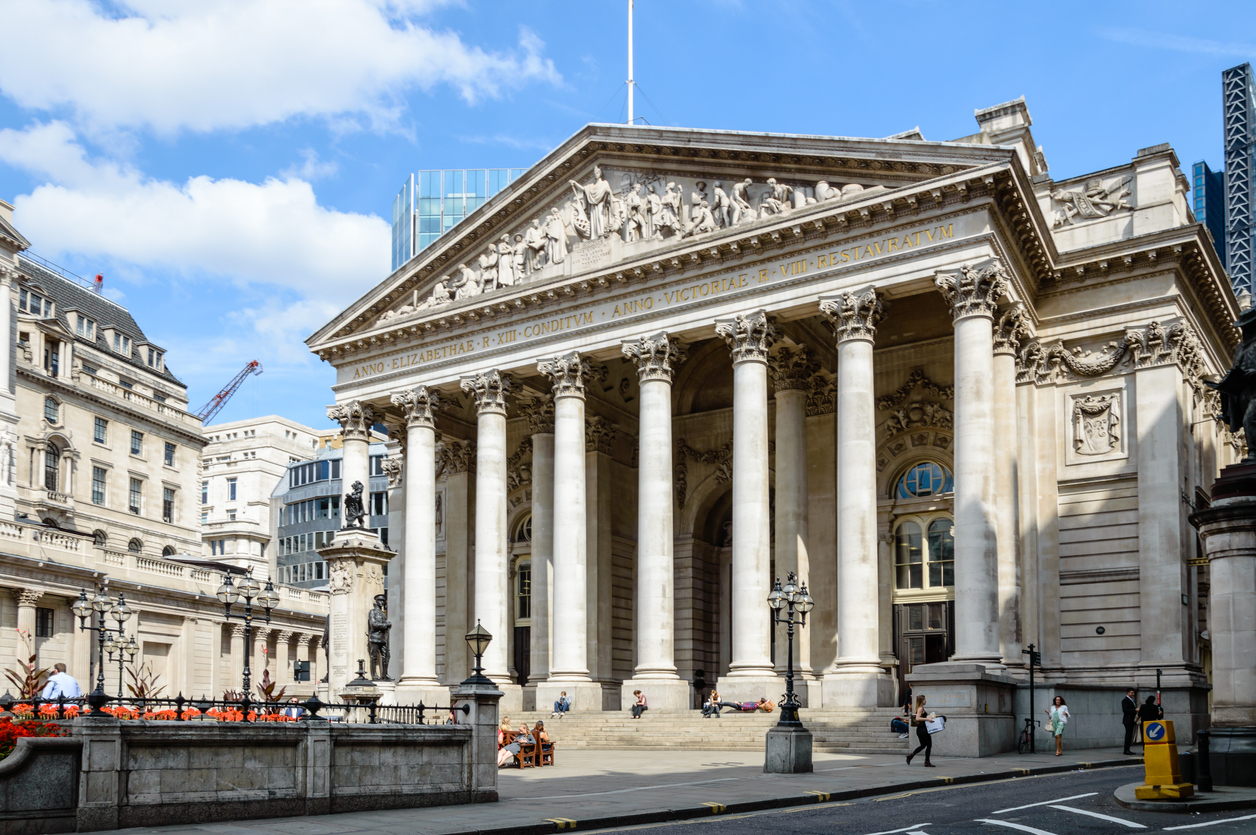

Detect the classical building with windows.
xmin=309 ymin=99 xmax=1240 ymax=741
xmin=0 ymin=200 xmax=327 ymax=699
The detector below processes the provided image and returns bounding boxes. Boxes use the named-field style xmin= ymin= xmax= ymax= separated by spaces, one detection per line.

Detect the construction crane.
xmin=195 ymin=361 xmax=262 ymax=424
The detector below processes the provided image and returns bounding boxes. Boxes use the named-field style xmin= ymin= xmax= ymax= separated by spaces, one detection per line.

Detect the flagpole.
xmin=627 ymin=0 xmax=634 ymax=125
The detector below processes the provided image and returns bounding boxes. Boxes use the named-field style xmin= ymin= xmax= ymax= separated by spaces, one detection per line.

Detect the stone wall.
xmin=0 ymin=737 xmax=79 ymax=835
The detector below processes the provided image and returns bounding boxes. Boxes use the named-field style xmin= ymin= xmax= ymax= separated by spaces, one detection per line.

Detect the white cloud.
xmin=282 ymin=149 xmax=339 ymax=182
xmin=1096 ymin=27 xmax=1256 ymax=57
xmin=0 ymin=0 xmax=561 ymax=135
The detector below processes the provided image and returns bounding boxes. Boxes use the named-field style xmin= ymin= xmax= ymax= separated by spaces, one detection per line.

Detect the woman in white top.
xmin=1045 ymin=695 xmax=1070 ymax=756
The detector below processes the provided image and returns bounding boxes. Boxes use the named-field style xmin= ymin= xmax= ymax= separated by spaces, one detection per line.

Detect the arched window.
xmin=516 ymin=561 xmax=531 ymax=620
xmin=44 ymin=397 xmax=59 ymax=424
xmin=43 ymin=444 xmax=60 ymax=491
xmin=93 ymin=530 xmax=107 ymax=547
xmin=895 ymin=461 xmax=953 ymax=499
xmin=894 ymin=515 xmax=954 ymax=591
xmin=514 ymin=514 xmax=532 ymax=544
xmin=161 ymin=545 xmax=177 ymax=557
xmin=127 ymin=538 xmax=143 ymax=554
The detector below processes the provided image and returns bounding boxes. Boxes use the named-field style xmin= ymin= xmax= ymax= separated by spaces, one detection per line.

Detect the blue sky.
xmin=0 ymin=0 xmax=1252 ymax=431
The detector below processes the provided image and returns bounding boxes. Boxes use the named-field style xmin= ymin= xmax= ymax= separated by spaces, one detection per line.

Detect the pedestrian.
xmin=906 ymin=695 xmax=934 ymax=767
xmin=1045 ymin=695 xmax=1070 ymax=756
xmin=1138 ymin=695 xmax=1164 ymax=724
xmin=282 ymin=697 xmax=304 ymax=719
xmin=40 ymin=662 xmax=81 ymax=700
xmin=630 ymin=689 xmax=648 ymax=719
xmin=552 ymin=691 xmax=570 ymax=718
xmin=901 ymin=684 xmax=913 ymax=716
xmin=1121 ymin=688 xmax=1138 ymax=755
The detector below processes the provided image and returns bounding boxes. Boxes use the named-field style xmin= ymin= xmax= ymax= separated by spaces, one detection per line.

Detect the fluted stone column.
xmin=936 ymin=261 xmax=1008 ymax=667
xmin=296 ymin=634 xmax=311 ymax=688
xmin=13 ymin=589 xmax=40 ymax=642
xmin=460 ymin=371 xmax=518 ymax=706
xmin=715 ymin=311 xmax=780 ymax=700
xmin=391 ymin=385 xmax=446 ymax=701
xmin=327 ymin=401 xmax=377 ymax=538
xmin=521 ymin=396 xmax=555 ymax=684
xmin=440 ymin=440 xmax=475 ymax=685
xmin=769 ymin=346 xmax=817 ymax=685
xmin=820 ymin=289 xmax=894 ymax=706
xmin=381 ymin=440 xmax=405 ymax=684
xmin=229 ymin=624 xmax=245 ymax=693
xmin=254 ymin=627 xmax=270 ymax=678
xmin=622 ymin=333 xmax=691 ymax=709
xmin=993 ymin=304 xmax=1029 ymax=667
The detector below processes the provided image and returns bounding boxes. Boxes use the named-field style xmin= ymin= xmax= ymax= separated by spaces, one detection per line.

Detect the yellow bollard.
xmin=1134 ymin=719 xmax=1195 ymax=800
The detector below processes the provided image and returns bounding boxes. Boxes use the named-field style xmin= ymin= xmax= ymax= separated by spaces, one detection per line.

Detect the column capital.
xmin=586 ymin=416 xmax=617 ymax=455
xmin=519 ymin=394 xmax=555 ymax=434
xmin=231 ymin=623 xmax=247 ymax=639
xmin=390 ymin=385 xmax=439 ymax=429
xmin=11 ymin=589 xmax=41 ymax=608
xmin=277 ymin=629 xmax=294 ymax=643
xmin=460 ymin=369 xmax=512 ymax=415
xmin=994 ymin=301 xmax=1033 ymax=356
xmin=253 ymin=626 xmax=271 ymax=642
xmin=538 ymin=351 xmax=597 ymax=399
xmin=769 ymin=345 xmax=820 ymax=391
xmin=935 ymin=259 xmax=1009 ymax=321
xmin=327 ymin=400 xmax=378 ymax=442
xmin=380 ymin=455 xmax=404 ymax=488
xmin=623 ymin=332 xmax=687 ymax=382
xmin=0 ymin=266 xmax=15 ymax=288
xmin=716 ymin=310 xmax=777 ymax=363
xmin=819 ymin=287 xmax=886 ymax=342
xmin=436 ymin=439 xmax=476 ymax=475
xmin=296 ymin=633 xmax=312 ymax=648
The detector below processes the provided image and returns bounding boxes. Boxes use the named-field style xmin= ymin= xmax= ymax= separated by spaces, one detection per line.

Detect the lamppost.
xmin=70 ymin=583 xmax=133 ymax=715
xmin=767 ymin=572 xmax=814 ymax=728
xmin=216 ymin=568 xmax=279 ymax=695
xmin=104 ymin=631 xmax=140 ymax=698
xmin=463 ymin=620 xmax=493 ymax=685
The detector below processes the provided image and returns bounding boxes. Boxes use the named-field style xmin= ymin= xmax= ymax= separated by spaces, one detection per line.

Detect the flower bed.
xmin=0 ymin=716 xmax=68 ymax=760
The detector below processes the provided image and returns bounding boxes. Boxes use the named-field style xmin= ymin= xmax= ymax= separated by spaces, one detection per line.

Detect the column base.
xmin=715 ymin=674 xmax=798 ymax=706
xmin=621 ymin=678 xmax=694 ymax=711
xmin=906 ymin=662 xmax=1018 ymax=757
xmin=821 ymin=666 xmax=895 ymax=708
xmin=535 ymin=681 xmax=613 ymax=713
xmin=764 ymin=725 xmax=813 ymax=774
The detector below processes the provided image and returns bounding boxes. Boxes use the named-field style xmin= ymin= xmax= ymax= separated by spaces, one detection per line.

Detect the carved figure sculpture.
xmin=1208 ymin=307 xmax=1256 ymax=462
xmin=624 ymin=183 xmax=645 ymax=242
xmin=478 ymin=246 xmax=498 ymax=292
xmin=425 ymin=279 xmax=452 ymax=309
xmin=1051 ymin=176 xmax=1134 ymax=227
xmin=512 ymin=233 xmax=528 ymax=281
xmin=732 ymin=178 xmax=754 ymax=223
xmin=686 ymin=199 xmax=717 ymax=237
xmin=497 ymin=234 xmax=515 ymax=287
xmin=453 ymin=263 xmax=481 ymax=300
xmin=759 ymin=185 xmax=785 ymax=217
xmin=545 ymin=209 xmax=567 ymax=264
xmin=367 ymin=594 xmax=391 ymax=681
xmin=815 ymin=181 xmax=839 ymax=202
xmin=768 ymin=178 xmax=794 ymax=212
xmin=712 ymin=182 xmax=732 ymax=227
xmin=645 ymin=185 xmax=663 ymax=239
xmin=655 ymin=182 xmax=683 ymax=238
xmin=342 ymin=480 xmax=367 ymax=530
xmin=524 ymin=218 xmax=547 ymax=273
xmin=569 ymin=165 xmax=616 ymax=239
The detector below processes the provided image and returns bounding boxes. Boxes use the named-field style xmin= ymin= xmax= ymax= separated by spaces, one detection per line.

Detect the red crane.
xmin=196 ymin=360 xmax=262 ymax=423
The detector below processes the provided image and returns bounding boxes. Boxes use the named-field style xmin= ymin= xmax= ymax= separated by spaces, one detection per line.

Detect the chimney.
xmin=94 ymin=273 xmax=103 ymax=294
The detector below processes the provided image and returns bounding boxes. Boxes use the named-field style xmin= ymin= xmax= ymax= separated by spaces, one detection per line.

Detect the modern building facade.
xmin=1223 ymin=62 xmax=1255 ymax=297
xmin=310 ymin=100 xmax=1238 ymax=745
xmin=392 ymin=168 xmax=529 ymax=271
xmin=1193 ymin=160 xmax=1226 ymax=268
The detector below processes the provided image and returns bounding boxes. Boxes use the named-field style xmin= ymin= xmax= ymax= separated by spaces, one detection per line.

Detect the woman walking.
xmin=906 ymin=695 xmax=934 ymax=767
xmin=1045 ymin=696 xmax=1070 ymax=756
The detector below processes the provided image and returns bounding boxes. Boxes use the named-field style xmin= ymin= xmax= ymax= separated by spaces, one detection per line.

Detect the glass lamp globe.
xmin=102 ymin=634 xmax=118 ymax=655
xmin=240 ymin=571 xmax=261 ymax=600
xmin=465 ymin=620 xmax=493 ymax=658
xmin=91 ymin=587 xmax=112 ymax=613
xmin=767 ymin=579 xmax=786 ymax=610
xmin=71 ymin=590 xmax=91 ymax=620
xmin=797 ymin=583 xmax=815 ymax=613
xmin=216 ymin=574 xmax=239 ymax=605
xmin=260 ymin=581 xmax=280 ymax=611
xmin=125 ymin=636 xmax=140 ymax=657
xmin=110 ymin=594 xmax=132 ymax=624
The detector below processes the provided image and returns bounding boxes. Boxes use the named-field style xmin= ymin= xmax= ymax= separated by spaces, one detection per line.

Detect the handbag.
xmin=925 ymin=716 xmax=945 ymax=734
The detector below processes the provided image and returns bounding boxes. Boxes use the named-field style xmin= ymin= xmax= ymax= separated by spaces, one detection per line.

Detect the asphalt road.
xmin=601 ymin=766 xmax=1256 ymax=834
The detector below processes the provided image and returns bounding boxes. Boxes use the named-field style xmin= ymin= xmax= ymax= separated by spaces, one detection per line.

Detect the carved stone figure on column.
xmin=342 ymin=480 xmax=367 ymax=530
xmin=569 ymin=165 xmax=616 ymax=239
xmin=1209 ymin=307 xmax=1256 ymax=462
xmin=367 ymin=594 xmax=392 ymax=680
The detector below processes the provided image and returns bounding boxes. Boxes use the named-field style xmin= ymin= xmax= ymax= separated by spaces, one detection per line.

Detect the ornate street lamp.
xmin=768 ymin=572 xmax=814 ymax=728
xmin=217 ymin=568 xmax=279 ymax=695
xmin=71 ymin=583 xmax=133 ymax=715
xmin=463 ymin=620 xmax=493 ymax=685
xmin=105 ymin=633 xmax=140 ymax=698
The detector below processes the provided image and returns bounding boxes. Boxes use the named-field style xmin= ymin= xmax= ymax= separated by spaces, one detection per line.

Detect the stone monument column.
xmin=13 ymin=589 xmax=40 ymax=641
xmin=317 ymin=530 xmax=395 ymax=697
xmin=520 ymin=396 xmax=555 ymax=684
xmin=820 ymin=289 xmax=894 ymax=707
xmin=769 ymin=346 xmax=817 ymax=690
xmin=993 ymin=304 xmax=1029 ymax=667
xmin=391 ymin=385 xmax=447 ymax=703
xmin=440 ymin=440 xmax=475 ymax=684
xmin=535 ymin=352 xmax=599 ymax=710
xmin=936 ymin=261 xmax=1007 ymax=667
xmin=327 ymin=401 xmax=377 ymax=520
xmin=253 ymin=627 xmax=271 ymax=681
xmin=228 ymin=624 xmax=245 ymax=693
xmin=621 ymin=333 xmax=689 ymax=710
xmin=714 ymin=311 xmax=780 ymax=701
xmin=460 ymin=370 xmax=521 ymax=710
xmin=295 ymin=634 xmax=311 ymax=688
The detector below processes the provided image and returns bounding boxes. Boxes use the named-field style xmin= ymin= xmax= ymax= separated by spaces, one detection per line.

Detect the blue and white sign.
xmin=1146 ymin=721 xmax=1167 ymax=742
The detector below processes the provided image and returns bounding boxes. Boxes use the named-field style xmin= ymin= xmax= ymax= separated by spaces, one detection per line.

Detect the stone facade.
xmin=307 ymin=99 xmax=1238 ymax=736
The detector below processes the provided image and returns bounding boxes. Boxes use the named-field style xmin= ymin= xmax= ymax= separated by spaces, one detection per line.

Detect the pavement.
xmin=97 ymin=746 xmax=1154 ymax=835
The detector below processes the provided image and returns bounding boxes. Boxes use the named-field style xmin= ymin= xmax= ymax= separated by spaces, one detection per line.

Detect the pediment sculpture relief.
xmin=375 ymin=166 xmax=890 ymax=325
xmin=1050 ymin=175 xmax=1134 ymax=227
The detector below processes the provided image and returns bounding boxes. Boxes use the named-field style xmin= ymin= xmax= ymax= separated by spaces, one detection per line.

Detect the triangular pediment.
xmin=309 ymin=124 xmax=1015 ymax=353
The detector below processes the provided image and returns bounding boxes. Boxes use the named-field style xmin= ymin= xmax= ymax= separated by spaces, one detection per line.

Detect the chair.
xmin=513 ymin=739 xmax=538 ymax=769
xmin=539 ymin=740 xmax=556 ymax=767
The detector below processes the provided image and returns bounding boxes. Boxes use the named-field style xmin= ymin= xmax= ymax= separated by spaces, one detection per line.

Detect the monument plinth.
xmin=318 ymin=529 xmax=395 ymax=697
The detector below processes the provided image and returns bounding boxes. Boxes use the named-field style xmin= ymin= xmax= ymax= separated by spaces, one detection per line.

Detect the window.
xmin=43 ymin=339 xmax=60 ymax=376
xmin=162 ymin=545 xmax=176 ymax=557
xmin=119 ymin=379 xmax=133 ymax=390
xmin=894 ymin=515 xmax=955 ymax=591
xmin=201 ymin=481 xmax=208 ymax=504
xmin=43 ymin=444 xmax=59 ymax=492
xmin=94 ymin=417 xmax=108 ymax=444
xmin=113 ymin=333 xmax=131 ymax=355
xmin=127 ymin=538 xmax=143 ymax=554
xmin=75 ymin=314 xmax=95 ymax=340
xmin=514 ymin=515 xmax=532 ymax=543
xmin=130 ymin=430 xmax=143 ymax=456
xmin=92 ymin=530 xmax=107 ymax=547
xmin=926 ymin=519 xmax=954 ymax=587
xmin=210 ymin=539 xmax=225 ymax=556
xmin=153 ymin=392 xmax=166 ymax=403
xmin=162 ymin=487 xmax=175 ymax=523
xmin=44 ymin=397 xmax=58 ymax=424
xmin=201 ymin=510 xmax=208 ymax=524
xmin=895 ymin=462 xmax=953 ymax=499
xmin=517 ymin=561 xmax=531 ymax=620
xmin=228 ymin=510 xmax=236 ymax=522
xmin=91 ymin=466 xmax=107 ymax=505
xmin=895 ymin=521 xmax=922 ymax=590
xmin=82 ymin=363 xmax=98 ymax=375
xmin=164 ymin=442 xmax=175 ymax=467
xmin=35 ymin=608 xmax=54 ymax=638
xmin=145 ymin=347 xmax=162 ymax=369
xmin=370 ymin=491 xmax=387 ymax=517
xmin=370 ymin=455 xmax=384 ymax=476
xmin=227 ymin=477 xmax=237 ymax=501
xmin=128 ymin=477 xmax=142 ymax=515
xmin=19 ymin=289 xmax=51 ymax=316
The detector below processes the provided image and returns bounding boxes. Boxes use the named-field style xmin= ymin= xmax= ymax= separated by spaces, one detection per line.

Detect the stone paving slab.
xmin=92 ymin=747 xmax=1142 ymax=835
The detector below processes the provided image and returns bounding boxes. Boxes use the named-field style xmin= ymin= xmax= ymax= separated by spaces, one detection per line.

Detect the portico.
xmin=311 ymin=102 xmax=1238 ymax=742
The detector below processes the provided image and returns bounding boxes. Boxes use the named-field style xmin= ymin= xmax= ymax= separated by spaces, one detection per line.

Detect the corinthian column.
xmin=714 ymin=311 xmax=779 ymax=699
xmin=326 ymin=400 xmax=377 ymax=536
xmin=519 ymin=396 xmax=555 ymax=683
xmin=460 ymin=370 xmax=517 ymax=699
xmin=993 ymin=304 xmax=1030 ymax=667
xmin=936 ymin=261 xmax=1009 ymax=667
xmin=820 ymin=289 xmax=894 ymax=706
xmin=621 ymin=333 xmax=691 ymax=709
xmin=390 ymin=385 xmax=442 ymax=695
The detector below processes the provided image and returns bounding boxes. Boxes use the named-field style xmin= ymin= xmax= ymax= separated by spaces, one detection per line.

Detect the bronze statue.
xmin=1209 ymin=308 xmax=1256 ymax=462
xmin=342 ymin=480 xmax=367 ymax=530
xmin=367 ymin=594 xmax=391 ymax=681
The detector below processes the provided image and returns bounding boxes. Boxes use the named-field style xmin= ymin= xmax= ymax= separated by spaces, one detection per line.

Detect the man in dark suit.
xmin=1121 ymin=688 xmax=1138 ymax=754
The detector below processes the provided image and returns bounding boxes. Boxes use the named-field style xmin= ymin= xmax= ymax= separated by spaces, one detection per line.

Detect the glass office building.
xmin=1193 ymin=160 xmax=1227 ymax=266
xmin=391 ymin=168 xmax=529 ymax=272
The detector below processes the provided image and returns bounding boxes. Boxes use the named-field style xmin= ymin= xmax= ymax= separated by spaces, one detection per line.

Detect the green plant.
xmin=257 ymin=668 xmax=287 ymax=704
xmin=3 ymin=631 xmax=48 ymax=699
xmin=125 ymin=661 xmax=167 ymax=699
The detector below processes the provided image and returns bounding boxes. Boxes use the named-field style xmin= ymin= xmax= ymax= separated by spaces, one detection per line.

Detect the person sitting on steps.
xmin=552 ymin=691 xmax=570 ymax=718
xmin=630 ymin=689 xmax=649 ymax=719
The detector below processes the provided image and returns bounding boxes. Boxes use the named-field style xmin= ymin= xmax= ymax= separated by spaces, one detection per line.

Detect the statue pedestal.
xmin=318 ymin=530 xmax=395 ymax=697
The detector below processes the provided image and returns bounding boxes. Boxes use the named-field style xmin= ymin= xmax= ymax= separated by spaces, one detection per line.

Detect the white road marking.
xmin=1049 ymin=805 xmax=1146 ymax=828
xmin=975 ymin=820 xmax=1060 ymax=835
xmin=524 ymin=776 xmax=741 ymax=800
xmin=1163 ymin=813 xmax=1256 ymax=830
xmin=992 ymin=792 xmax=1098 ymax=814
xmin=863 ymin=825 xmax=931 ymax=835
